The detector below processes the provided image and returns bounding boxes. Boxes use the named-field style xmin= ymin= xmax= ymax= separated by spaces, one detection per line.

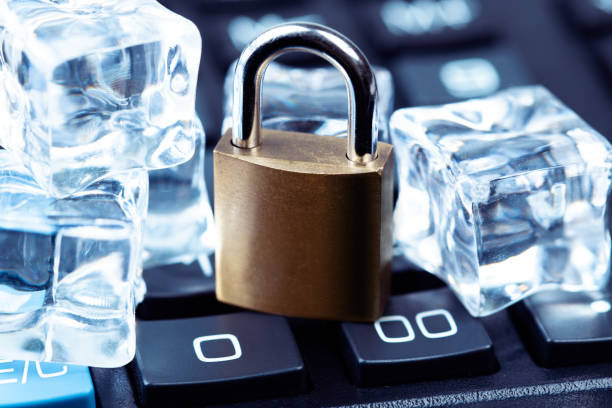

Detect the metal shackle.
xmin=232 ymin=22 xmax=379 ymax=163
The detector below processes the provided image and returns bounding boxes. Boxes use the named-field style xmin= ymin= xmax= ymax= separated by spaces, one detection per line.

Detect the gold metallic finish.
xmin=214 ymin=128 xmax=394 ymax=322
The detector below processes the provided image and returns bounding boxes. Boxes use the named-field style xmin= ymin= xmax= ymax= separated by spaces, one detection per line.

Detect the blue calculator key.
xmin=0 ymin=360 xmax=95 ymax=408
xmin=340 ymin=288 xmax=498 ymax=386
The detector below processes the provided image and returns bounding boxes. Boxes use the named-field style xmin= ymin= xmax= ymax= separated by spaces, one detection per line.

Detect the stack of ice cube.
xmin=0 ymin=0 xmax=214 ymax=367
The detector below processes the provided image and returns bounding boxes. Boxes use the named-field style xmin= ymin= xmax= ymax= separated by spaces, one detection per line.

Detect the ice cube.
xmin=0 ymin=0 xmax=201 ymax=196
xmin=391 ymin=86 xmax=612 ymax=316
xmin=222 ymin=62 xmax=394 ymax=141
xmin=143 ymin=116 xmax=215 ymax=272
xmin=0 ymin=149 xmax=148 ymax=367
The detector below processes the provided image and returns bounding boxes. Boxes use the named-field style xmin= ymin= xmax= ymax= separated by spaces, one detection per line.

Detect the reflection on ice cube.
xmin=143 ymin=116 xmax=215 ymax=272
xmin=590 ymin=299 xmax=611 ymax=313
xmin=0 ymin=150 xmax=147 ymax=367
xmin=0 ymin=0 xmax=201 ymax=196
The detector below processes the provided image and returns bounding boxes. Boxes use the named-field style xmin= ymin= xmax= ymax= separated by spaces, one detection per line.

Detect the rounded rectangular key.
xmin=0 ymin=0 xmax=201 ymax=197
xmin=0 ymin=360 xmax=94 ymax=408
xmin=132 ymin=312 xmax=308 ymax=406
xmin=0 ymin=150 xmax=148 ymax=367
xmin=354 ymin=0 xmax=497 ymax=53
xmin=340 ymin=288 xmax=498 ymax=386
xmin=511 ymin=290 xmax=612 ymax=367
xmin=392 ymin=45 xmax=533 ymax=107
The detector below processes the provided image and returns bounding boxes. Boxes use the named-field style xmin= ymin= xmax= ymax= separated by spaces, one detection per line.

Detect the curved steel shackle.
xmin=232 ymin=22 xmax=379 ymax=163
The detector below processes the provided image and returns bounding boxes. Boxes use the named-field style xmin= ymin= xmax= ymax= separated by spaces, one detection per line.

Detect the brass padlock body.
xmin=214 ymin=128 xmax=394 ymax=322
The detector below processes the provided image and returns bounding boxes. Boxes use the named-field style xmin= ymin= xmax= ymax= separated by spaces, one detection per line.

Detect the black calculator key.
xmin=511 ymin=290 xmax=612 ymax=367
xmin=138 ymin=261 xmax=229 ymax=320
xmin=392 ymin=45 xmax=533 ymax=106
xmin=198 ymin=1 xmax=364 ymax=70
xmin=565 ymin=0 xmax=612 ymax=34
xmin=197 ymin=61 xmax=225 ymax=143
xmin=340 ymin=288 xmax=498 ymax=387
xmin=132 ymin=313 xmax=307 ymax=406
xmin=355 ymin=0 xmax=497 ymax=53
xmin=594 ymin=37 xmax=612 ymax=81
xmin=391 ymin=255 xmax=445 ymax=294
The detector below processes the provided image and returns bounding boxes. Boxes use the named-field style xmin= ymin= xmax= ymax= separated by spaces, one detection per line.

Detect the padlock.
xmin=214 ymin=23 xmax=394 ymax=322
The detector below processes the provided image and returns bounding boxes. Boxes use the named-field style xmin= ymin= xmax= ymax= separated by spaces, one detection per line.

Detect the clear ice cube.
xmin=143 ymin=116 xmax=215 ymax=272
xmin=0 ymin=0 xmax=201 ymax=197
xmin=391 ymin=86 xmax=612 ymax=316
xmin=0 ymin=150 xmax=148 ymax=367
xmin=222 ymin=62 xmax=394 ymax=140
